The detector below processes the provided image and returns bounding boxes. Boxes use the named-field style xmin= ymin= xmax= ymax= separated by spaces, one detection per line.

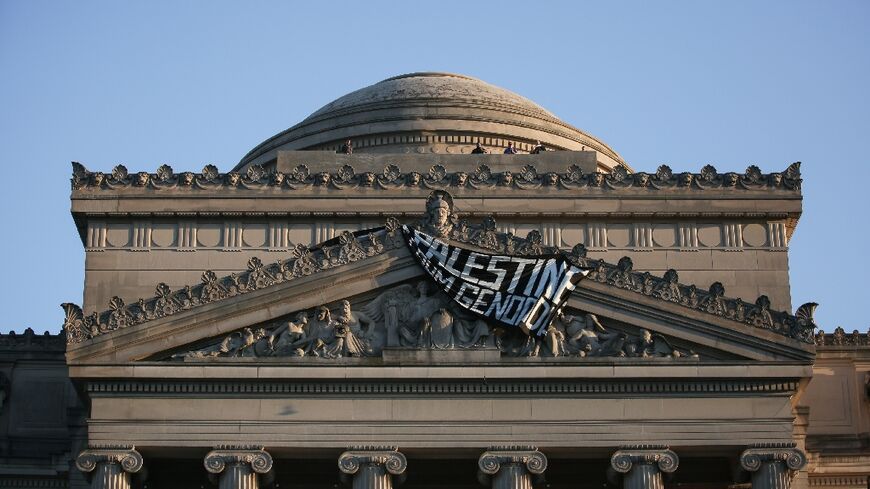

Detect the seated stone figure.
xmin=305 ymin=306 xmax=340 ymax=358
xmin=622 ymin=328 xmax=683 ymax=358
xmin=398 ymin=281 xmax=493 ymax=350
xmin=562 ymin=312 xmax=626 ymax=357
xmin=264 ymin=313 xmax=308 ymax=356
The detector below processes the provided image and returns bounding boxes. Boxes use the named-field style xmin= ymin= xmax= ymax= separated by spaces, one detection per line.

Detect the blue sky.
xmin=1 ymin=1 xmax=868 ymax=333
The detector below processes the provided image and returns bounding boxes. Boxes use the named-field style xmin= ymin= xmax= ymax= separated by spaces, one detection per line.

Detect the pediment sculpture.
xmin=173 ymin=280 xmax=696 ymax=361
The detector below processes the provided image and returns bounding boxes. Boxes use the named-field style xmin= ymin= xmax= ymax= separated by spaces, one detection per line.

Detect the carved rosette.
xmin=739 ymin=444 xmax=807 ymax=489
xmin=204 ymin=448 xmax=273 ymax=489
xmin=478 ymin=447 xmax=547 ymax=489
xmin=609 ymin=446 xmax=678 ymax=489
xmin=75 ymin=447 xmax=143 ymax=489
xmin=338 ymin=448 xmax=407 ymax=489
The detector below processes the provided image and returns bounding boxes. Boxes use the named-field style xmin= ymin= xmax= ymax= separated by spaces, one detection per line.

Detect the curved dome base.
xmin=237 ymin=73 xmax=626 ymax=172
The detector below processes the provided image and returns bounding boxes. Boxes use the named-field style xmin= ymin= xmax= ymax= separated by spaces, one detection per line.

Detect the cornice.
xmin=70 ymin=161 xmax=802 ymax=195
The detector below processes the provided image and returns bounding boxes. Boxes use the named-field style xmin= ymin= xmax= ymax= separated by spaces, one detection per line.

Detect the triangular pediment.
xmin=63 ymin=218 xmax=815 ymax=365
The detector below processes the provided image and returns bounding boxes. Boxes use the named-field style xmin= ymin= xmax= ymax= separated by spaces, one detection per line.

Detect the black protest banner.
xmin=402 ymin=226 xmax=587 ymax=336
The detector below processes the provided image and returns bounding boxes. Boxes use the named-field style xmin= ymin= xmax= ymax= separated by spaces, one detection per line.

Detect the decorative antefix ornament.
xmin=403 ymin=191 xmax=588 ymax=337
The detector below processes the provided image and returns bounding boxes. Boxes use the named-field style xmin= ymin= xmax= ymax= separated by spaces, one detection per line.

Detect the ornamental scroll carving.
xmin=338 ymin=447 xmax=407 ymax=476
xmin=575 ymin=256 xmax=817 ymax=344
xmin=63 ymin=193 xmax=817 ymax=347
xmin=739 ymin=443 xmax=807 ymax=477
xmin=478 ymin=447 xmax=547 ymax=476
xmin=610 ymin=446 xmax=679 ymax=474
xmin=203 ymin=448 xmax=273 ymax=475
xmin=71 ymin=161 xmax=803 ymax=192
xmin=63 ymin=228 xmax=397 ymax=346
xmin=75 ymin=447 xmax=144 ymax=475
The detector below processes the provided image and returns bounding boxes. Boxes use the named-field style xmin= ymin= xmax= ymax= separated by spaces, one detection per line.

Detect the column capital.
xmin=739 ymin=443 xmax=807 ymax=473
xmin=478 ymin=446 xmax=547 ymax=475
xmin=338 ymin=447 xmax=407 ymax=476
xmin=76 ymin=447 xmax=144 ymax=474
xmin=204 ymin=447 xmax=273 ymax=475
xmin=610 ymin=445 xmax=679 ymax=474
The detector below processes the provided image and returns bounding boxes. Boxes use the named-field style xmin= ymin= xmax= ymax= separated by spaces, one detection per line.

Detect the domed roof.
xmin=237 ymin=72 xmax=625 ymax=170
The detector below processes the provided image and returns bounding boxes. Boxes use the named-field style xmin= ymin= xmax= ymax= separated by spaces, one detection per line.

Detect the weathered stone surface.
xmin=478 ymin=446 xmax=546 ymax=489
xmin=338 ymin=447 xmax=406 ymax=489
xmin=610 ymin=446 xmax=678 ymax=489
xmin=76 ymin=447 xmax=143 ymax=489
xmin=740 ymin=444 xmax=807 ymax=489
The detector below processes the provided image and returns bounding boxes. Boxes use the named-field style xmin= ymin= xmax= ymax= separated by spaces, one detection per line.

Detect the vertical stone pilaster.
xmin=610 ymin=446 xmax=679 ymax=489
xmin=740 ymin=443 xmax=807 ymax=489
xmin=204 ymin=448 xmax=273 ymax=489
xmin=75 ymin=447 xmax=143 ymax=489
xmin=338 ymin=447 xmax=407 ymax=489
xmin=478 ymin=446 xmax=547 ymax=489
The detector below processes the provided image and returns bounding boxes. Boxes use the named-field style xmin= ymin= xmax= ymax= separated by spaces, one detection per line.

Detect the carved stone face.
xmin=135 ymin=172 xmax=149 ymax=186
xmin=433 ymin=206 xmax=449 ymax=227
xmin=342 ymin=300 xmax=351 ymax=315
xmin=724 ymin=173 xmax=739 ymax=186
xmin=226 ymin=173 xmax=240 ymax=186
xmin=316 ymin=307 xmax=328 ymax=321
xmin=407 ymin=172 xmax=421 ymax=186
xmin=272 ymin=172 xmax=285 ymax=186
xmin=454 ymin=172 xmax=468 ymax=186
xmin=641 ymin=329 xmax=652 ymax=343
xmin=315 ymin=172 xmax=330 ymax=186
xmin=590 ymin=172 xmax=604 ymax=187
xmin=92 ymin=172 xmax=105 ymax=187
xmin=180 ymin=172 xmax=194 ymax=186
xmin=500 ymin=172 xmax=513 ymax=186
xmin=636 ymin=174 xmax=649 ymax=187
xmin=360 ymin=172 xmax=375 ymax=186
xmin=544 ymin=173 xmax=558 ymax=186
xmin=770 ymin=173 xmax=782 ymax=186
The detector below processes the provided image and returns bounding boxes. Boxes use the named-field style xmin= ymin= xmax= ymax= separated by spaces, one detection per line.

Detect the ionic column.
xmin=75 ymin=447 xmax=144 ymax=489
xmin=204 ymin=447 xmax=273 ymax=489
xmin=478 ymin=446 xmax=547 ymax=489
xmin=740 ymin=443 xmax=807 ymax=489
xmin=338 ymin=447 xmax=407 ymax=489
xmin=610 ymin=446 xmax=679 ymax=489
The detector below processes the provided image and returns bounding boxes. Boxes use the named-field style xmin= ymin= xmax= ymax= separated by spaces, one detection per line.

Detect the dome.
xmin=237 ymin=72 xmax=625 ymax=171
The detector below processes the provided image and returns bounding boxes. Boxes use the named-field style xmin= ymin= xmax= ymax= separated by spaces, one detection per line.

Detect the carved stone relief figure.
xmin=174 ymin=287 xmax=695 ymax=361
xmin=420 ymin=190 xmax=455 ymax=238
xmin=561 ymin=313 xmax=626 ymax=357
xmin=333 ymin=300 xmax=375 ymax=357
xmin=267 ymin=313 xmax=308 ymax=356
xmin=622 ymin=328 xmax=688 ymax=358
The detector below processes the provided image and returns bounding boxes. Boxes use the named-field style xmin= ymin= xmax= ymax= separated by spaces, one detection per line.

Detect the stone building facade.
xmin=0 ymin=73 xmax=867 ymax=489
